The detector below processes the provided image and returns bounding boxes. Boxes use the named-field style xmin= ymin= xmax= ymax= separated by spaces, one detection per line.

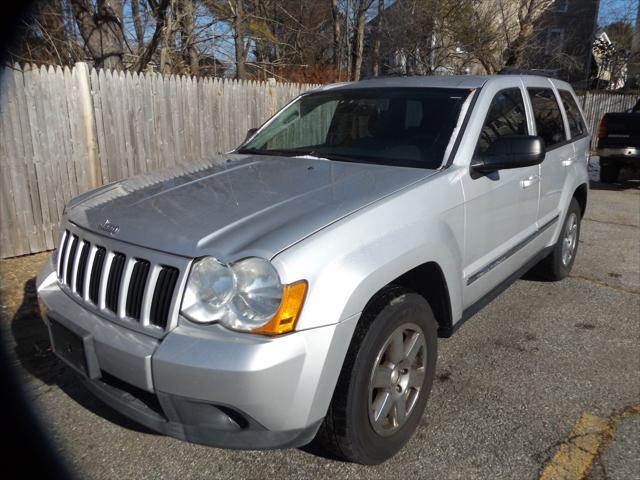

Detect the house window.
xmin=546 ymin=27 xmax=565 ymax=55
xmin=553 ymin=0 xmax=569 ymax=12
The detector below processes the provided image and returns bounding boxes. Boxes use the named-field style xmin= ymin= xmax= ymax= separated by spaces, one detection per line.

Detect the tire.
xmin=534 ymin=198 xmax=582 ymax=281
xmin=600 ymin=161 xmax=620 ymax=183
xmin=314 ymin=285 xmax=438 ymax=464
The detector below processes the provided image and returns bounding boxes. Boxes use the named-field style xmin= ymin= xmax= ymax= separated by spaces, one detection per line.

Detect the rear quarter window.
xmin=558 ymin=90 xmax=586 ymax=138
xmin=527 ymin=88 xmax=567 ymax=148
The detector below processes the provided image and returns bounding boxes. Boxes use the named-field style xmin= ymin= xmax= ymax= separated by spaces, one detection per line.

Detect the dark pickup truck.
xmin=596 ymin=99 xmax=640 ymax=183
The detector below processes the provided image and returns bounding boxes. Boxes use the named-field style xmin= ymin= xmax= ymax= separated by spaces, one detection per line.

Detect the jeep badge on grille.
xmin=97 ymin=219 xmax=120 ymax=235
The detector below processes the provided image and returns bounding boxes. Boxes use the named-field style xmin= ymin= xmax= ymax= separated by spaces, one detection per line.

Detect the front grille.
xmin=56 ymin=228 xmax=185 ymax=335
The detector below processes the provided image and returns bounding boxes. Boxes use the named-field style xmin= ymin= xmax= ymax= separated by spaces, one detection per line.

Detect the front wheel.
xmin=314 ymin=286 xmax=437 ymax=464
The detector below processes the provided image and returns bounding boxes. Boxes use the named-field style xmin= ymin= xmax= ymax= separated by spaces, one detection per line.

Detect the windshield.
xmin=239 ymin=87 xmax=471 ymax=169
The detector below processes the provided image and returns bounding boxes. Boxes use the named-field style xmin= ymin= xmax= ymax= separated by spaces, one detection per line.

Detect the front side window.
xmin=477 ymin=88 xmax=528 ymax=154
xmin=559 ymin=90 xmax=586 ymax=138
xmin=240 ymin=88 xmax=471 ymax=169
xmin=528 ymin=88 xmax=567 ymax=148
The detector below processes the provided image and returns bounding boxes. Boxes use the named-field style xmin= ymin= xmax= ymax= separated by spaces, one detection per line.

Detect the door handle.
xmin=520 ymin=175 xmax=539 ymax=188
xmin=562 ymin=158 xmax=575 ymax=167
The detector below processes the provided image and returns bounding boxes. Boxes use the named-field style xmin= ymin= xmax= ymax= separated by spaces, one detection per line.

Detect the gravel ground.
xmin=1 ymin=169 xmax=639 ymax=479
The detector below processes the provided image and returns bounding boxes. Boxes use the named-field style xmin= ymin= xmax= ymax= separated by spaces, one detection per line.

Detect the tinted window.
xmin=241 ymin=88 xmax=471 ymax=169
xmin=528 ymin=88 xmax=567 ymax=148
xmin=559 ymin=90 xmax=586 ymax=138
xmin=477 ymin=88 xmax=527 ymax=154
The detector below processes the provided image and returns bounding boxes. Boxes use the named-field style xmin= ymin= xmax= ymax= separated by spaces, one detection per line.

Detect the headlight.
xmin=181 ymin=257 xmax=237 ymax=322
xmin=181 ymin=257 xmax=305 ymax=335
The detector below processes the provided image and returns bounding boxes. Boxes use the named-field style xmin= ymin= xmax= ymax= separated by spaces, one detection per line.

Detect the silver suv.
xmin=37 ymin=75 xmax=590 ymax=464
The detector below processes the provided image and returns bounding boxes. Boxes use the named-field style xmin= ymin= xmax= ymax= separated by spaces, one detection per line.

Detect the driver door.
xmin=461 ymin=85 xmax=540 ymax=308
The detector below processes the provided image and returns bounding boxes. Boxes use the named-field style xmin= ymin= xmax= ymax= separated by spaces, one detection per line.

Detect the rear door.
xmin=525 ymin=79 xmax=572 ymax=235
xmin=557 ymin=87 xmax=590 ymax=187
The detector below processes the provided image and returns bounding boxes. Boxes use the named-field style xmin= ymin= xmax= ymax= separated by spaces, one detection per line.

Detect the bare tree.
xmin=131 ymin=0 xmax=145 ymax=50
xmin=69 ymin=0 xmax=125 ymax=69
xmin=135 ymin=0 xmax=171 ymax=72
xmin=502 ymin=0 xmax=555 ymax=67
xmin=371 ymin=0 xmax=383 ymax=76
xmin=177 ymin=0 xmax=199 ymax=74
xmin=331 ymin=0 xmax=341 ymax=70
xmin=352 ymin=0 xmax=373 ymax=80
xmin=230 ymin=0 xmax=247 ymax=78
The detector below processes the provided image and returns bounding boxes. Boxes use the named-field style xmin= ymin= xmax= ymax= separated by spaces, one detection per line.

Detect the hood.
xmin=67 ymin=154 xmax=433 ymax=260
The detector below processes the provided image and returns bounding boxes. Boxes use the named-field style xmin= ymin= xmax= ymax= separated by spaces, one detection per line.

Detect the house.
xmin=525 ymin=0 xmax=600 ymax=84
xmin=627 ymin=3 xmax=640 ymax=87
xmin=362 ymin=0 xmax=598 ymax=84
xmin=592 ymin=31 xmax=628 ymax=90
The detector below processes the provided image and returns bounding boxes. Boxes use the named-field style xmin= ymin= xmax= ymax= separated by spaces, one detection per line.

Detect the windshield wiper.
xmin=306 ymin=151 xmax=362 ymax=163
xmin=238 ymin=147 xmax=370 ymax=165
xmin=237 ymin=147 xmax=313 ymax=157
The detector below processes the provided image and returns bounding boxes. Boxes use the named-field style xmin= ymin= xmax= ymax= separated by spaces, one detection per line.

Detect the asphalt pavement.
xmin=1 ymin=168 xmax=638 ymax=480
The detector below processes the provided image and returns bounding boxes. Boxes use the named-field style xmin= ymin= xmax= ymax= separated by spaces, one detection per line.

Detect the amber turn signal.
xmin=252 ymin=281 xmax=308 ymax=335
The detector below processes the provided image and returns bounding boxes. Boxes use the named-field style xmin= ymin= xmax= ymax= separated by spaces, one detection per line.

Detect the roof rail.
xmin=357 ymin=72 xmax=410 ymax=81
xmin=497 ymin=67 xmax=560 ymax=79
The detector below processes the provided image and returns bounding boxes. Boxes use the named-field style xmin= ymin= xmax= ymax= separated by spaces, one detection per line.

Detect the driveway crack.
xmin=569 ymin=274 xmax=640 ymax=295
xmin=584 ymin=218 xmax=639 ymax=229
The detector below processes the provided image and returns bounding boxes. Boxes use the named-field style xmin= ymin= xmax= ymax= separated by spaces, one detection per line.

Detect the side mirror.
xmin=471 ymin=135 xmax=546 ymax=174
xmin=243 ymin=127 xmax=258 ymax=144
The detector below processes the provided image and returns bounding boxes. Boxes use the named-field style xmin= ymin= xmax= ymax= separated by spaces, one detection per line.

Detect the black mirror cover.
xmin=243 ymin=127 xmax=259 ymax=144
xmin=472 ymin=135 xmax=546 ymax=173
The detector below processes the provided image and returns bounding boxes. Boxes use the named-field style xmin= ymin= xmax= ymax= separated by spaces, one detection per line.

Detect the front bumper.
xmin=37 ymin=256 xmax=358 ymax=449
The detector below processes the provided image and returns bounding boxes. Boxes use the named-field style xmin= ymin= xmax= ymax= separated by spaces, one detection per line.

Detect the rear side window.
xmin=559 ymin=90 xmax=586 ymax=138
xmin=477 ymin=88 xmax=528 ymax=154
xmin=527 ymin=88 xmax=567 ymax=148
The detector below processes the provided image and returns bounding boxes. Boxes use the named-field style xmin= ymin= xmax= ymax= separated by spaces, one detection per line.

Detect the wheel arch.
xmin=389 ymin=262 xmax=454 ymax=338
xmin=573 ymin=183 xmax=588 ymax=218
xmin=357 ymin=261 xmax=454 ymax=339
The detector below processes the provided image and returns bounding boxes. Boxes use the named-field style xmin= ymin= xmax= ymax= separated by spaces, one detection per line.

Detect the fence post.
xmin=75 ymin=62 xmax=100 ymax=188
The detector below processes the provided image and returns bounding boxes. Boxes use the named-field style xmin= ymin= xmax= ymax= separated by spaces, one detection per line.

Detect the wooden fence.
xmin=0 ymin=63 xmax=318 ymax=258
xmin=0 ymin=63 xmax=638 ymax=258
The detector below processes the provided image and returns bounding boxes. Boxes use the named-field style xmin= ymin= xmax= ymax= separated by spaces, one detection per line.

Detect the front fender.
xmin=272 ymin=171 xmax=465 ymax=331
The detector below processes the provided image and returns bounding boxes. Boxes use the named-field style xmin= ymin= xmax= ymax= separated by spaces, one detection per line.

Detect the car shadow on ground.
xmin=8 ymin=278 xmax=157 ymax=436
xmin=589 ymin=178 xmax=640 ymax=192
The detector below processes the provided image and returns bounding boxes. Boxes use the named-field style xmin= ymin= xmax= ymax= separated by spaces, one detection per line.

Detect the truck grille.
xmin=56 ymin=228 xmax=186 ymax=336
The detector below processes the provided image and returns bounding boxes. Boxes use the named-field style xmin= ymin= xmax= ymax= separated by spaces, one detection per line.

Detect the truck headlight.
xmin=181 ymin=256 xmax=306 ymax=335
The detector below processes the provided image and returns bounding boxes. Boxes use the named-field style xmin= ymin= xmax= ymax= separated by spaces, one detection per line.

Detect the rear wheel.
xmin=314 ymin=286 xmax=437 ymax=464
xmin=534 ymin=198 xmax=582 ymax=281
xmin=600 ymin=160 xmax=620 ymax=183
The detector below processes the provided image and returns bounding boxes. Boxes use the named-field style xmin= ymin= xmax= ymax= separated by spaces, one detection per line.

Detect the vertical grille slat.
xmin=65 ymin=235 xmax=79 ymax=285
xmin=106 ymin=253 xmax=126 ymax=313
xmin=126 ymin=260 xmax=150 ymax=320
xmin=57 ymin=230 xmax=69 ymax=278
xmin=75 ymin=242 xmax=91 ymax=293
xmin=89 ymin=247 xmax=106 ymax=305
xmin=150 ymin=267 xmax=179 ymax=329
